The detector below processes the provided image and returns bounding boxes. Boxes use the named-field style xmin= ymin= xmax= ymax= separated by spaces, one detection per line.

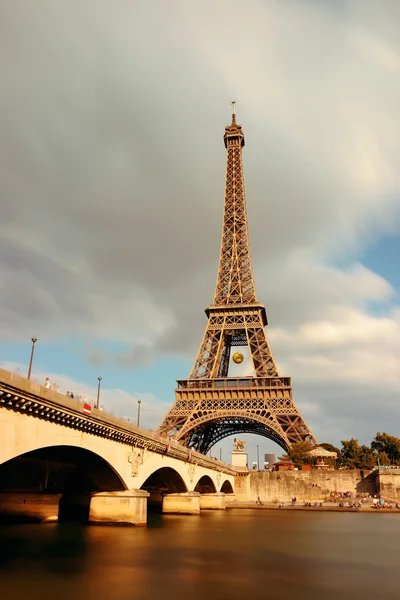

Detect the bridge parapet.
xmin=0 ymin=368 xmax=235 ymax=476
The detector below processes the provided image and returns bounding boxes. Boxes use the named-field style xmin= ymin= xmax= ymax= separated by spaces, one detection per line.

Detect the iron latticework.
xmin=157 ymin=104 xmax=317 ymax=453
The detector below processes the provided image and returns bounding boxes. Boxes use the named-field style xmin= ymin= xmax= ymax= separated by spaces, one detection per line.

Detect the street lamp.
xmin=374 ymin=450 xmax=381 ymax=471
xmin=27 ymin=337 xmax=37 ymax=380
xmin=220 ymin=448 xmax=222 ymax=461
xmin=257 ymin=445 xmax=260 ymax=471
xmin=96 ymin=376 xmax=102 ymax=409
xmin=137 ymin=399 xmax=142 ymax=427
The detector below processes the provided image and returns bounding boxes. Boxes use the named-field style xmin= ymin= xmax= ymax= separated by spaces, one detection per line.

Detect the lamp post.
xmin=96 ymin=376 xmax=102 ymax=409
xmin=27 ymin=337 xmax=37 ymax=380
xmin=374 ymin=450 xmax=380 ymax=471
xmin=220 ymin=448 xmax=222 ymax=461
xmin=257 ymin=445 xmax=260 ymax=471
xmin=137 ymin=399 xmax=141 ymax=427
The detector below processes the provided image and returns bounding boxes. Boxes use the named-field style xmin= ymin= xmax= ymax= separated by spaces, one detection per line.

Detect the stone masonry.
xmin=235 ymin=469 xmax=377 ymax=503
xmin=376 ymin=470 xmax=400 ymax=502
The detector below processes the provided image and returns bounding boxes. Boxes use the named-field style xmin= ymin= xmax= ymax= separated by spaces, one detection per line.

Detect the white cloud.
xmin=300 ymin=308 xmax=399 ymax=349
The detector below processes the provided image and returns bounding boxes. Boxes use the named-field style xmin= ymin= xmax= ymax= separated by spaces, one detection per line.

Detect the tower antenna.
xmin=231 ymin=100 xmax=236 ymax=123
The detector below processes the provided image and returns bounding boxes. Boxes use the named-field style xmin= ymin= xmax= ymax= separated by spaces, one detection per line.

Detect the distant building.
xmin=273 ymin=460 xmax=295 ymax=472
xmin=264 ymin=453 xmax=276 ymax=468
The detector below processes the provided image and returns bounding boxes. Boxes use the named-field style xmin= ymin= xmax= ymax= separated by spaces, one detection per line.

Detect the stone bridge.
xmin=0 ymin=368 xmax=235 ymax=525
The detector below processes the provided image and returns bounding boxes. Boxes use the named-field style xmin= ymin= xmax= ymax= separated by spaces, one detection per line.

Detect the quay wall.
xmin=377 ymin=471 xmax=400 ymax=501
xmin=234 ymin=470 xmax=376 ymax=503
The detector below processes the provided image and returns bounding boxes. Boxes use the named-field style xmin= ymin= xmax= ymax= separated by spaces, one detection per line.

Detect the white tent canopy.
xmin=307 ymin=446 xmax=337 ymax=458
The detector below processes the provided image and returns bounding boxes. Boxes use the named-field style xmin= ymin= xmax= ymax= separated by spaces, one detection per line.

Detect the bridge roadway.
xmin=0 ymin=368 xmax=236 ymax=525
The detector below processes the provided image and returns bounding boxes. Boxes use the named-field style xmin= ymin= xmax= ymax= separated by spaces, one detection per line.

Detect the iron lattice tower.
xmin=157 ymin=103 xmax=317 ymax=453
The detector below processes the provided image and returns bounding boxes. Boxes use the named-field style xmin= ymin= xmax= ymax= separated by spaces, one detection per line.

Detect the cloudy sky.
xmin=1 ymin=0 xmax=399 ymax=463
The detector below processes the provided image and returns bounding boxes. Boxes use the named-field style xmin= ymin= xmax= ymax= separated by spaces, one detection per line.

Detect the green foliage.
xmin=280 ymin=433 xmax=400 ymax=471
xmin=339 ymin=433 xmax=400 ymax=469
xmin=340 ymin=438 xmax=360 ymax=469
xmin=279 ymin=441 xmax=313 ymax=468
xmin=340 ymin=438 xmax=376 ymax=469
xmin=371 ymin=433 xmax=400 ymax=465
xmin=357 ymin=445 xmax=376 ymax=470
xmin=319 ymin=442 xmax=341 ymax=455
xmin=376 ymin=451 xmax=391 ymax=466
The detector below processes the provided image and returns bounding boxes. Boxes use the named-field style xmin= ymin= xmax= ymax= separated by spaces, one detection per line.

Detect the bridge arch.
xmin=194 ymin=475 xmax=217 ymax=494
xmin=141 ymin=466 xmax=187 ymax=494
xmin=0 ymin=445 xmax=126 ymax=494
xmin=220 ymin=479 xmax=234 ymax=494
xmin=140 ymin=466 xmax=187 ymax=510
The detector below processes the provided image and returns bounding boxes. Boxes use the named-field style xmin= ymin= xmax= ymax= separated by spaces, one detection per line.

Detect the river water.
xmin=0 ymin=509 xmax=399 ymax=600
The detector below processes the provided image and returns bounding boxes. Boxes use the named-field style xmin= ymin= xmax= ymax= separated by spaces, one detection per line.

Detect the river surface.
xmin=0 ymin=510 xmax=399 ymax=600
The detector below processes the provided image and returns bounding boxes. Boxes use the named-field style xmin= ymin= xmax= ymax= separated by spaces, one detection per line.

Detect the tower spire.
xmin=213 ymin=102 xmax=256 ymax=306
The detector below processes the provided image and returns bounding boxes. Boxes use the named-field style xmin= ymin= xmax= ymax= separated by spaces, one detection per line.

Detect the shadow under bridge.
xmin=140 ymin=467 xmax=187 ymax=510
xmin=0 ymin=445 xmax=126 ymax=523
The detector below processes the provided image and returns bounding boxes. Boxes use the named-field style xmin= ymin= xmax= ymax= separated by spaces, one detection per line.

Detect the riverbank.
xmin=227 ymin=502 xmax=400 ymax=513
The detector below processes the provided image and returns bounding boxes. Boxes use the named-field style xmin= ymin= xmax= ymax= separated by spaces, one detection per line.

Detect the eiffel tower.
xmin=157 ymin=103 xmax=317 ymax=453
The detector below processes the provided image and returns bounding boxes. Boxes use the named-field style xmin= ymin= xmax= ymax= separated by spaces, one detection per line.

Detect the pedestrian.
xmin=66 ymin=391 xmax=70 ymax=397
xmin=44 ymin=377 xmax=51 ymax=389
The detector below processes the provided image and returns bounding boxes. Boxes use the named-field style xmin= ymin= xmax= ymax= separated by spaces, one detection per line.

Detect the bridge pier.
xmin=225 ymin=493 xmax=236 ymax=505
xmin=162 ymin=491 xmax=201 ymax=515
xmin=147 ymin=491 xmax=164 ymax=510
xmin=88 ymin=490 xmax=149 ymax=526
xmin=199 ymin=492 xmax=226 ymax=510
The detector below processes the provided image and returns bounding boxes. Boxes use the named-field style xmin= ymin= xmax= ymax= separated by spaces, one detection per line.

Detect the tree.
xmin=375 ymin=451 xmax=391 ymax=466
xmin=341 ymin=438 xmax=361 ymax=468
xmin=279 ymin=441 xmax=313 ymax=468
xmin=357 ymin=445 xmax=376 ymax=470
xmin=371 ymin=433 xmax=400 ymax=465
xmin=341 ymin=438 xmax=376 ymax=470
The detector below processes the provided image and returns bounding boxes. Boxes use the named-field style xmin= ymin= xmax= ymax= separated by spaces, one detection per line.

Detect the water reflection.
xmin=1 ymin=510 xmax=400 ymax=600
xmin=0 ymin=522 xmax=87 ymax=572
